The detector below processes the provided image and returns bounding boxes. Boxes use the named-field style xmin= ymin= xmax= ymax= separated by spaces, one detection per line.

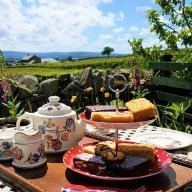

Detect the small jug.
xmin=0 ymin=119 xmax=34 ymax=161
xmin=12 ymin=130 xmax=47 ymax=169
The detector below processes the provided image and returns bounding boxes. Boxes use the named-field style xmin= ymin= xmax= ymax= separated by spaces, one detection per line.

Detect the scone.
xmin=91 ymin=111 xmax=134 ymax=123
xmin=125 ymin=98 xmax=156 ymax=121
xmin=118 ymin=143 xmax=156 ymax=162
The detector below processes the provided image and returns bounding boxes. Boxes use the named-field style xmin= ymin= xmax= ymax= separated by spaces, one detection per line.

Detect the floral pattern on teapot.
xmin=0 ymin=142 xmax=13 ymax=158
xmin=66 ymin=118 xmax=75 ymax=132
xmin=45 ymin=128 xmax=69 ymax=151
xmin=38 ymin=118 xmax=76 ymax=133
xmin=13 ymin=142 xmax=45 ymax=164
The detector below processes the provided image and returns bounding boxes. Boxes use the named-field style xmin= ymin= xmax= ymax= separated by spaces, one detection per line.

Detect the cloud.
xmin=129 ymin=26 xmax=139 ymax=32
xmin=119 ymin=11 xmax=125 ymax=21
xmin=159 ymin=15 xmax=170 ymax=24
xmin=136 ymin=5 xmax=151 ymax=12
xmin=139 ymin=27 xmax=150 ymax=35
xmin=112 ymin=27 xmax=124 ymax=33
xmin=0 ymin=0 xmax=115 ymax=51
xmin=92 ymin=33 xmax=113 ymax=47
xmin=117 ymin=33 xmax=132 ymax=42
xmin=143 ymin=37 xmax=164 ymax=48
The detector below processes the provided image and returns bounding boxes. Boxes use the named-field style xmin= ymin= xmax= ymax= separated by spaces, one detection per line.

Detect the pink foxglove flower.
xmin=0 ymin=78 xmax=11 ymax=102
xmin=133 ymin=61 xmax=140 ymax=89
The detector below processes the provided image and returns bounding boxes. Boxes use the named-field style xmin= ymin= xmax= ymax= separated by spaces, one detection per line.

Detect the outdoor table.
xmin=0 ymin=136 xmax=192 ymax=192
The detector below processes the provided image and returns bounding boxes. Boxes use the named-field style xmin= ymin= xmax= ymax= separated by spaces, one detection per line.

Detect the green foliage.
xmin=2 ymin=93 xmax=24 ymax=118
xmin=128 ymin=38 xmax=145 ymax=56
xmin=131 ymin=88 xmax=150 ymax=99
xmin=110 ymin=99 xmax=125 ymax=107
xmin=0 ymin=50 xmax=7 ymax=78
xmin=172 ymin=48 xmax=192 ymax=80
xmin=147 ymin=0 xmax=192 ymax=48
xmin=172 ymin=48 xmax=192 ymax=63
xmin=156 ymin=100 xmax=192 ymax=133
xmin=101 ymin=47 xmax=114 ymax=58
xmin=128 ymin=38 xmax=162 ymax=64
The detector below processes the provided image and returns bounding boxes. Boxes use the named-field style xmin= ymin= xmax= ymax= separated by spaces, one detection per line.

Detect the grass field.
xmin=6 ymin=56 xmax=141 ymax=78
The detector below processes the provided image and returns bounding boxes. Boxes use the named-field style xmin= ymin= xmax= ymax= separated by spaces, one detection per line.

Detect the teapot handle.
xmin=16 ymin=112 xmax=34 ymax=130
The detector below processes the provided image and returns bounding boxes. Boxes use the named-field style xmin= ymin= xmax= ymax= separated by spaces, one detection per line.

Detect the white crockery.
xmin=0 ymin=131 xmax=15 ymax=160
xmin=0 ymin=121 xmax=34 ymax=161
xmin=12 ymin=130 xmax=47 ymax=168
xmin=16 ymin=96 xmax=86 ymax=153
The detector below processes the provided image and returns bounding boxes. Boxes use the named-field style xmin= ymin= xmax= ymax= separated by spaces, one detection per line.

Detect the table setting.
xmin=0 ymin=74 xmax=192 ymax=192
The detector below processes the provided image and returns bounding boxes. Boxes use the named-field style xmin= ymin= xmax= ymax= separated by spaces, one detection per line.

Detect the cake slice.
xmin=85 ymin=105 xmax=127 ymax=119
xmin=73 ymin=153 xmax=106 ymax=175
xmin=90 ymin=111 xmax=134 ymax=123
xmin=108 ymin=156 xmax=150 ymax=176
xmin=125 ymin=98 xmax=156 ymax=121
xmin=118 ymin=143 xmax=156 ymax=162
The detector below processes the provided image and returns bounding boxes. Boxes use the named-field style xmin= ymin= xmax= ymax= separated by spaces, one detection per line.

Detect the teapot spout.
xmin=76 ymin=118 xmax=86 ymax=141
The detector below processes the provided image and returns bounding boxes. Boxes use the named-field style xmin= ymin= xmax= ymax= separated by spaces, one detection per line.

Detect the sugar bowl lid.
xmin=37 ymin=96 xmax=71 ymax=116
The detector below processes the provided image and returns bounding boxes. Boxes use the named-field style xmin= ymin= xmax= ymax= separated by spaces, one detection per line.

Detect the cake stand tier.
xmin=79 ymin=112 xmax=155 ymax=130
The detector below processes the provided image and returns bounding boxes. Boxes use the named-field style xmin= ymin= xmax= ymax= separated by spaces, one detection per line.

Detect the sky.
xmin=0 ymin=0 xmax=173 ymax=54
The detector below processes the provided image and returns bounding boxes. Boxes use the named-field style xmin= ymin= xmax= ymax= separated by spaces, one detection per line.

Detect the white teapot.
xmin=16 ymin=96 xmax=86 ymax=153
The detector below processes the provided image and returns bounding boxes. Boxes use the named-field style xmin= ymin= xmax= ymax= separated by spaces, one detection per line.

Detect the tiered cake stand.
xmin=79 ymin=73 xmax=155 ymax=140
xmin=66 ymin=74 xmax=171 ymax=180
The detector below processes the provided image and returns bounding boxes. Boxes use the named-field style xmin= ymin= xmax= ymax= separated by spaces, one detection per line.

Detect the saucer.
xmin=12 ymin=158 xmax=47 ymax=169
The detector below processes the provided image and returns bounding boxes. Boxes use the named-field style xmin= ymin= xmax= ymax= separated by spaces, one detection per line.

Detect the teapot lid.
xmin=37 ymin=96 xmax=71 ymax=116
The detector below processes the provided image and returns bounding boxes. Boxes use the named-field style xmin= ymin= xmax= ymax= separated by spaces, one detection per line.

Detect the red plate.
xmin=79 ymin=112 xmax=155 ymax=130
xmin=63 ymin=141 xmax=171 ymax=181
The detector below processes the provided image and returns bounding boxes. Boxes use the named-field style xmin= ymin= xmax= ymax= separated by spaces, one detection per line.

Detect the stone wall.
xmin=0 ymin=67 xmax=131 ymax=117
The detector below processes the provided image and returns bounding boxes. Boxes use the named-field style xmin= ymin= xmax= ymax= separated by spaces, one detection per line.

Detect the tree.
xmin=68 ymin=56 xmax=73 ymax=61
xmin=147 ymin=0 xmax=192 ymax=49
xmin=101 ymin=47 xmax=114 ymax=58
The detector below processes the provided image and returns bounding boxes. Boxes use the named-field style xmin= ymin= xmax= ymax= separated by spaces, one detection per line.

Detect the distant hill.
xmin=2 ymin=51 xmax=126 ymax=60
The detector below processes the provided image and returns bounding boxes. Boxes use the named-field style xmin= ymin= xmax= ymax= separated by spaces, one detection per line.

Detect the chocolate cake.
xmin=73 ymin=153 xmax=106 ymax=175
xmin=108 ymin=155 xmax=150 ymax=176
xmin=85 ymin=105 xmax=127 ymax=119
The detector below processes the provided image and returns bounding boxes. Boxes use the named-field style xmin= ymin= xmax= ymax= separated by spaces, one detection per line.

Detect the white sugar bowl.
xmin=16 ymin=96 xmax=86 ymax=153
xmin=12 ymin=130 xmax=47 ymax=169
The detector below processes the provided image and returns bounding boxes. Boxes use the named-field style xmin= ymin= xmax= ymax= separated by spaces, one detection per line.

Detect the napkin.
xmin=61 ymin=183 xmax=146 ymax=192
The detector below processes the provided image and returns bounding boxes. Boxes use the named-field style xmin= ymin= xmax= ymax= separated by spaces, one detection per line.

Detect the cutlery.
xmin=169 ymin=153 xmax=192 ymax=167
